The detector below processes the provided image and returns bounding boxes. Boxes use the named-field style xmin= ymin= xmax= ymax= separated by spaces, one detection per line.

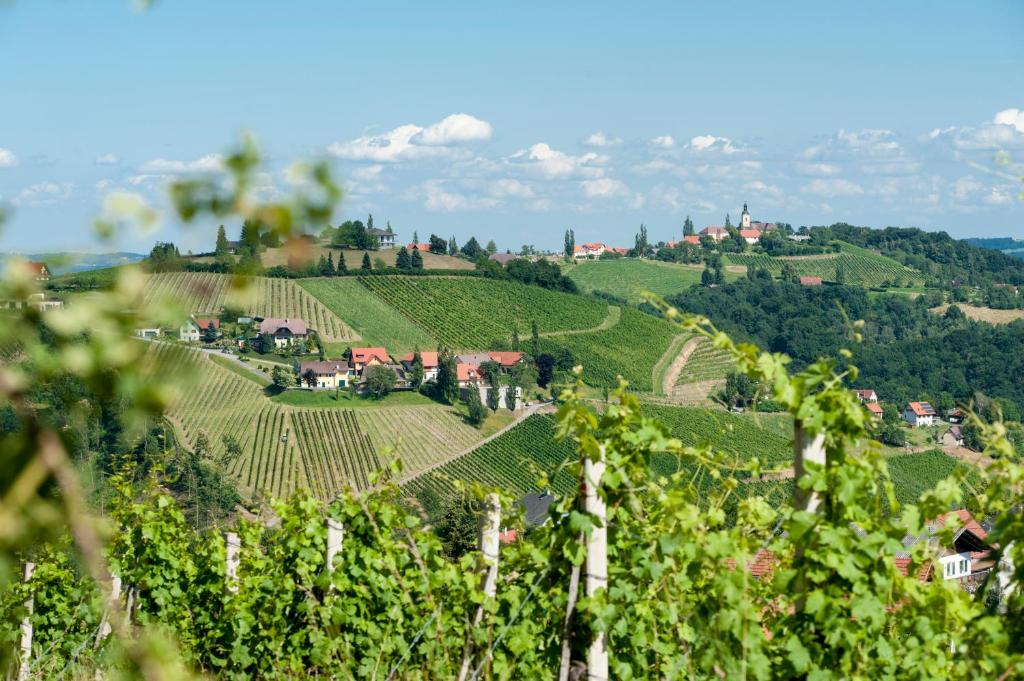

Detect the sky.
xmin=0 ymin=1 xmax=1023 ymax=254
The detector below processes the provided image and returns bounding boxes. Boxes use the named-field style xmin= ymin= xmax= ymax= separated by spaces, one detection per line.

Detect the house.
xmin=25 ymin=261 xmax=51 ymax=281
xmin=488 ymin=351 xmax=523 ymax=372
xmin=195 ymin=317 xmax=220 ymax=338
xmin=382 ymin=363 xmax=412 ymax=390
xmin=608 ymin=246 xmax=631 ymax=255
xmin=400 ymin=351 xmax=440 ymax=382
xmin=406 ymin=242 xmax=433 ymax=253
xmin=699 ymin=226 xmax=729 ymax=242
xmin=135 ymin=327 xmax=162 ymax=339
xmin=573 ymin=242 xmax=606 ymax=259
xmin=947 ymin=408 xmax=966 ymax=424
xmin=898 ymin=509 xmax=996 ymax=590
xmin=368 ymin=228 xmax=397 ymax=248
xmin=682 ymin=235 xmax=701 ymax=246
xmin=489 ymin=252 xmax=518 ymax=266
xmin=519 ymin=491 xmax=556 ymax=526
xmin=350 ymin=347 xmax=390 ymax=374
xmin=799 ymin=276 xmax=823 ymax=286
xmin=738 ymin=229 xmax=762 ymax=245
xmin=903 ymin=401 xmax=937 ymax=427
xmin=939 ymin=425 xmax=964 ymax=447
xmin=224 ymin=240 xmax=242 ymax=255
xmin=179 ymin=317 xmax=202 ymax=342
xmin=855 ymin=389 xmax=879 ymax=403
xmin=865 ymin=402 xmax=884 ymax=419
xmin=457 ymin=352 xmax=493 ymax=367
xmin=299 ymin=360 xmax=353 ymax=389
xmin=258 ymin=318 xmax=308 ymax=348
xmin=789 ymin=234 xmax=811 ymax=242
xmin=457 ymin=363 xmax=484 ymax=387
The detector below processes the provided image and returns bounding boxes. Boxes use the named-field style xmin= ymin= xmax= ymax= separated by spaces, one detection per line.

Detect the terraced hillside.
xmin=358 ymin=276 xmax=609 ymax=349
xmin=564 ymin=259 xmax=718 ymax=303
xmin=143 ymin=272 xmax=358 ymax=342
xmin=725 ymin=242 xmax=922 ymax=287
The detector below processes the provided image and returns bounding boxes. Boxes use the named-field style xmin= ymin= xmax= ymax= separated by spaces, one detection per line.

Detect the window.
xmin=960 ymin=559 xmax=968 ymax=575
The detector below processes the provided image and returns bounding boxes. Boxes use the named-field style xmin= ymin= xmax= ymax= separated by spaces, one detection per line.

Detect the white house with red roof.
xmin=573 ymin=242 xmax=606 ymax=259
xmin=400 ymin=350 xmax=439 ymax=382
xmin=488 ymin=351 xmax=523 ymax=372
xmin=903 ymin=401 xmax=936 ymax=427
xmin=350 ymin=347 xmax=390 ymax=374
xmin=299 ymin=360 xmax=353 ymax=389
xmin=739 ymin=229 xmax=762 ymax=245
xmin=855 ymin=389 xmax=878 ymax=403
xmin=258 ymin=318 xmax=308 ymax=348
xmin=699 ymin=226 xmax=729 ymax=242
xmin=179 ymin=316 xmax=220 ymax=342
xmin=457 ymin=363 xmax=484 ymax=387
xmin=865 ymin=402 xmax=884 ymax=419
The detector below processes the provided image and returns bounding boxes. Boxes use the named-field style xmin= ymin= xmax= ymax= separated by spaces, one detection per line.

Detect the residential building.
xmin=368 ymin=228 xmax=397 ymax=248
xmin=898 ymin=509 xmax=996 ymax=591
xmin=457 ymin=352 xmax=493 ymax=367
xmin=179 ymin=318 xmax=202 ymax=342
xmin=903 ymin=401 xmax=937 ymax=427
xmin=855 ymin=389 xmax=879 ymax=403
xmin=866 ymin=402 xmax=884 ymax=419
xmin=940 ymin=425 xmax=964 ymax=447
xmin=135 ymin=327 xmax=162 ymax=339
xmin=351 ymin=347 xmax=389 ymax=374
xmin=699 ymin=226 xmax=729 ymax=242
xmin=258 ymin=318 xmax=308 ymax=348
xmin=573 ymin=242 xmax=606 ymax=259
xmin=457 ymin=363 xmax=484 ymax=387
xmin=739 ymin=229 xmax=762 ymax=245
xmin=946 ymin=408 xmax=965 ymax=424
xmin=406 ymin=242 xmax=433 ymax=253
xmin=799 ymin=276 xmax=823 ymax=286
xmin=608 ymin=246 xmax=631 ymax=255
xmin=488 ymin=351 xmax=523 ymax=372
xmin=299 ymin=360 xmax=353 ymax=389
xmin=399 ymin=351 xmax=440 ymax=382
xmin=24 ymin=261 xmax=50 ymax=281
xmin=381 ymin=363 xmax=412 ymax=390
xmin=682 ymin=235 xmax=701 ymax=246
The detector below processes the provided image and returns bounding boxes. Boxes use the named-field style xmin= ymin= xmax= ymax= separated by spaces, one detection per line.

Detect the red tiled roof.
xmin=934 ymin=509 xmax=987 ymax=541
xmin=574 ymin=242 xmax=605 ymax=253
xmin=908 ymin=401 xmax=936 ymax=417
xmin=499 ymin=529 xmax=518 ymax=544
xmin=700 ymin=226 xmax=728 ymax=236
xmin=739 ymin=229 xmax=762 ymax=239
xmin=866 ymin=402 xmax=884 ymax=415
xmin=609 ymin=246 xmax=631 ymax=255
xmin=24 ymin=261 xmax=49 ymax=276
xmin=406 ymin=242 xmax=432 ymax=252
xmin=352 ymin=347 xmax=389 ymax=364
xmin=457 ymin=363 xmax=482 ymax=382
xmin=683 ymin=235 xmax=701 ymax=245
xmin=400 ymin=351 xmax=439 ymax=368
xmin=855 ymin=389 xmax=876 ymax=399
xmin=894 ymin=557 xmax=933 ymax=583
xmin=194 ymin=317 xmax=220 ymax=330
xmin=488 ymin=351 xmax=522 ymax=367
xmin=799 ymin=276 xmax=823 ymax=286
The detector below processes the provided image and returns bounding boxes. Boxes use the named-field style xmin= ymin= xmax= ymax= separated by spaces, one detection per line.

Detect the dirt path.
xmin=540 ymin=305 xmax=621 ymax=337
xmin=942 ymin=444 xmax=994 ymax=468
xmin=660 ymin=336 xmax=702 ymax=395
xmin=396 ymin=400 xmax=556 ymax=486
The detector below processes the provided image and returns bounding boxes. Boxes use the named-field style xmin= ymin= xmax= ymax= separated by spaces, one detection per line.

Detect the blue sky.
xmin=1 ymin=1 xmax=1022 ymax=253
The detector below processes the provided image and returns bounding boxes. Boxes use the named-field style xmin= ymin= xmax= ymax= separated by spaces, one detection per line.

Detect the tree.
xmin=325 ymin=252 xmax=336 ymax=276
xmin=448 ymin=235 xmax=458 ymax=256
xmin=564 ymin=229 xmax=575 ymax=260
xmin=396 ymin=246 xmax=411 ymax=270
xmin=336 ymin=250 xmax=348 ymax=275
xmin=361 ymin=253 xmax=372 ymax=271
xmin=239 ymin=219 xmax=262 ymax=255
xmin=465 ymin=387 xmax=488 ymax=426
xmin=511 ymin=327 xmax=520 ymax=352
xmin=411 ymin=247 xmax=423 ymax=270
xmin=434 ymin=499 xmax=478 ymax=559
xmin=413 ymin=230 xmax=419 ymax=244
xmin=436 ymin=349 xmax=459 ymax=404
xmin=724 ymin=213 xmax=733 ymax=229
xmin=364 ymin=365 xmax=397 ymax=399
xmin=505 ymin=380 xmax=518 ymax=410
xmin=634 ymin=224 xmax=650 ymax=258
xmin=461 ymin=237 xmax=482 ymax=260
xmin=257 ymin=332 xmax=275 ymax=354
xmin=301 ymin=368 xmax=317 ymax=388
xmin=835 ymin=262 xmax=846 ymax=285
xmin=714 ymin=265 xmax=725 ymax=286
xmin=272 ymin=366 xmax=291 ymax=389
xmin=485 ymin=239 xmax=497 ymax=254
xmin=479 ymin=360 xmax=501 ymax=387
xmin=429 ymin=234 xmax=447 ymax=254
xmin=535 ymin=353 xmax=555 ymax=388
xmin=367 ymin=213 xmax=374 ymax=233
xmin=531 ymin=319 xmax=540 ymax=358
xmin=487 ymin=385 xmax=501 ymax=411
xmin=410 ymin=349 xmax=425 ymax=389
xmin=215 ymin=225 xmax=229 ymax=255
xmin=683 ymin=216 xmax=695 ymax=237
xmin=701 ymin=267 xmax=714 ymax=287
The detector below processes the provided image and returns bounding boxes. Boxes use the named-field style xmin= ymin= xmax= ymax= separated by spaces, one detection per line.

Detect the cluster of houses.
xmin=572 ymin=204 xmax=783 ymax=259
xmin=136 ymin=315 xmax=311 ymax=350
xmin=1 ymin=261 xmax=64 ymax=311
xmin=856 ymin=391 xmax=968 ymax=447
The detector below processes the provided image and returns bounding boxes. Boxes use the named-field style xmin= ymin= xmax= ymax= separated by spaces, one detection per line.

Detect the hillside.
xmin=725 ymin=241 xmax=923 ymax=287
xmin=250 ymin=243 xmax=475 ymax=271
xmin=564 ymin=259 xmax=717 ymax=303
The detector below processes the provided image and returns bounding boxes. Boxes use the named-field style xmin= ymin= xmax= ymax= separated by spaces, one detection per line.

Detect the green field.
xmin=676 ymin=338 xmax=734 ymax=385
xmin=299 ymin=277 xmax=436 ymax=352
xmin=272 ymin=388 xmax=436 ymax=409
xmin=208 ymin=353 xmax=272 ymax=387
xmin=725 ymin=242 xmax=923 ymax=287
xmin=564 ymin=259 xmax=727 ymax=303
xmin=358 ymin=276 xmax=609 ymax=350
xmin=541 ymin=306 xmax=679 ymax=391
xmin=886 ymin=449 xmax=981 ymax=505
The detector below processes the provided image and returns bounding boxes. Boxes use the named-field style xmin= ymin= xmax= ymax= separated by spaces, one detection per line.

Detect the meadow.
xmin=564 ymin=259 xmax=721 ymax=302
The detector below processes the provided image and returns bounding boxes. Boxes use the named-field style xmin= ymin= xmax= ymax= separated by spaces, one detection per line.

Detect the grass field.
xmin=564 ymin=259 xmax=735 ymax=303
xmin=725 ymin=242 xmax=923 ymax=287
xmin=208 ymin=353 xmax=272 ymax=387
xmin=359 ymin=276 xmax=610 ymax=349
xmin=272 ymin=388 xmax=437 ymax=409
xmin=298 ymin=277 xmax=436 ymax=352
xmin=931 ymin=304 xmax=1024 ymax=325
xmin=142 ymin=272 xmax=359 ymax=342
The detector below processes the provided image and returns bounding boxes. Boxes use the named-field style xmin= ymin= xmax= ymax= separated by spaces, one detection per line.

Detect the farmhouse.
xmin=488 ymin=351 xmax=523 ymax=372
xmin=26 ymin=261 xmax=51 ymax=281
xmin=457 ymin=352 xmax=493 ymax=367
xmin=865 ymin=402 xmax=884 ymax=419
xmin=946 ymin=408 xmax=965 ymax=424
xmin=180 ymin=317 xmax=220 ymax=342
xmin=699 ymin=226 xmax=729 ymax=242
xmin=855 ymin=389 xmax=879 ymax=403
xmin=939 ymin=425 xmax=964 ymax=447
xmin=400 ymin=351 xmax=440 ymax=382
xmin=738 ymin=229 xmax=762 ymax=245
xmin=369 ymin=227 xmax=397 ymax=248
xmin=299 ymin=360 xmax=353 ymax=389
xmin=259 ymin=318 xmax=308 ymax=348
xmin=903 ymin=401 xmax=936 ymax=427
xmin=406 ymin=242 xmax=432 ymax=253
xmin=573 ymin=242 xmax=606 ymax=259
xmin=457 ymin=363 xmax=484 ymax=387
xmin=682 ymin=235 xmax=701 ymax=246
xmin=351 ymin=347 xmax=390 ymax=374
xmin=897 ymin=509 xmax=996 ymax=590
xmin=799 ymin=276 xmax=823 ymax=286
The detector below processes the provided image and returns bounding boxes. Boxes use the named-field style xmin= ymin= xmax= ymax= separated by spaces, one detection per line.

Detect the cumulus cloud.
xmin=140 ymin=154 xmax=224 ymax=173
xmin=649 ymin=135 xmax=676 ymax=148
xmin=994 ymin=108 xmax=1024 ymax=133
xmin=94 ymin=153 xmax=120 ymax=166
xmin=490 ymin=178 xmax=534 ymax=198
xmin=422 ymin=180 xmax=498 ymax=212
xmin=744 ymin=180 xmax=784 ymax=199
xmin=800 ymin=178 xmax=865 ymax=197
xmin=352 ymin=165 xmax=384 ymax=181
xmin=794 ymin=162 xmax=841 ymax=177
xmin=0 ymin=148 xmax=17 ymax=167
xmin=801 ymin=129 xmax=919 ymax=176
xmin=329 ymin=113 xmax=492 ymax=162
xmin=13 ymin=182 xmax=75 ymax=206
xmin=580 ymin=178 xmax=629 ymax=198
xmin=507 ymin=143 xmax=607 ymax=179
xmin=687 ymin=135 xmax=738 ymax=154
xmin=583 ymin=131 xmax=622 ymax=147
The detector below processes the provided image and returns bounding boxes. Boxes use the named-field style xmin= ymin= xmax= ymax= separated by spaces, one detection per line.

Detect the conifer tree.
xmin=411 ymin=247 xmax=423 ymax=270
xmin=361 ymin=252 xmax=372 ymax=270
xmin=326 ymin=251 xmax=336 ymax=276
xmin=448 ymin=236 xmax=458 ymax=256
xmin=396 ymin=246 xmax=411 ymax=270
xmin=683 ymin=216 xmax=695 ymax=236
xmin=336 ymin=250 xmax=348 ymax=275
xmin=564 ymin=229 xmax=575 ymax=259
xmin=531 ymin=319 xmax=540 ymax=358
xmin=215 ymin=225 xmax=229 ymax=255
xmin=436 ymin=349 xmax=459 ymax=404
xmin=413 ymin=230 xmax=419 ymax=244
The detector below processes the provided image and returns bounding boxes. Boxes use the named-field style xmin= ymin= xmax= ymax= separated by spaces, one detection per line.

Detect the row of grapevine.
xmin=356 ymin=406 xmax=484 ymax=479
xmin=725 ymin=245 xmax=921 ymax=287
xmin=230 ymin=405 xmax=299 ymax=500
xmin=358 ymin=276 xmax=608 ymax=349
xmin=540 ymin=306 xmax=679 ymax=391
xmin=402 ymin=414 xmax=576 ymax=519
xmin=676 ymin=338 xmax=734 ymax=384
xmin=886 ymin=449 xmax=981 ymax=505
xmin=291 ymin=410 xmax=382 ymax=496
xmin=142 ymin=272 xmax=359 ymax=341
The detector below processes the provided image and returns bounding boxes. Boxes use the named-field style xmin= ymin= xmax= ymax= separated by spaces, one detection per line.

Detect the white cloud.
xmin=413 ymin=113 xmax=492 ymax=146
xmin=744 ymin=180 xmax=784 ymax=199
xmin=13 ymin=182 xmax=74 ymax=206
xmin=507 ymin=143 xmax=606 ymax=179
xmin=352 ymin=165 xmax=384 ymax=181
xmin=94 ymin=153 xmax=120 ymax=166
xmin=422 ymin=180 xmax=498 ymax=212
xmin=800 ymin=178 xmax=864 ymax=197
xmin=649 ymin=135 xmax=676 ymax=148
xmin=951 ymin=176 xmax=983 ymax=201
xmin=580 ymin=178 xmax=629 ymax=198
xmin=490 ymin=178 xmax=533 ymax=198
xmin=632 ymin=158 xmax=678 ymax=175
xmin=583 ymin=131 xmax=622 ymax=147
xmin=140 ymin=154 xmax=223 ymax=173
xmin=984 ymin=186 xmax=1015 ymax=205
xmin=0 ymin=148 xmax=17 ymax=167
xmin=994 ymin=108 xmax=1024 ymax=133
xmin=329 ymin=113 xmax=492 ymax=162
xmin=794 ymin=162 xmax=841 ymax=177
xmin=688 ymin=135 xmax=738 ymax=154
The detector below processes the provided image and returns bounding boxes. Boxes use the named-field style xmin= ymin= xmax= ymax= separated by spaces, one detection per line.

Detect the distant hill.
xmin=1 ymin=251 xmax=145 ymax=275
xmin=965 ymin=237 xmax=1024 ymax=260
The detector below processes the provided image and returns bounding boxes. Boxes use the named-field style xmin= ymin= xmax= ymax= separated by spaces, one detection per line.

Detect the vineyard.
xmin=358 ymin=276 xmax=609 ymax=349
xmin=886 ymin=449 xmax=982 ymax=505
xmin=725 ymin=242 xmax=922 ymax=287
xmin=143 ymin=272 xmax=359 ymax=342
xmin=291 ymin=410 xmax=382 ymax=496
xmin=540 ymin=306 xmax=679 ymax=391
xmin=402 ymin=414 xmax=576 ymax=518
xmin=675 ymin=338 xmax=734 ymax=384
xmin=228 ymin=405 xmax=300 ymax=500
xmin=564 ymin=259 xmax=712 ymax=303
xmin=298 ymin=277 xmax=436 ymax=352
xmin=356 ymin=406 xmax=485 ymax=479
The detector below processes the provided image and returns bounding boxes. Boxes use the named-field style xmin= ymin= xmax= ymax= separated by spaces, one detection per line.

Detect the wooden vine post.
xmin=17 ymin=562 xmax=35 ymax=681
xmin=326 ymin=518 xmax=344 ymax=574
xmin=225 ymin=532 xmax=241 ymax=593
xmin=793 ymin=422 xmax=826 ymax=514
xmin=584 ymin=445 xmax=609 ymax=681
xmin=457 ymin=493 xmax=502 ymax=681
xmin=95 ymin=573 xmax=122 ymax=644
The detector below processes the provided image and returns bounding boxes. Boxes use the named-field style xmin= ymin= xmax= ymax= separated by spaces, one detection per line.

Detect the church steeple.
xmin=741 ymin=202 xmax=751 ymax=229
